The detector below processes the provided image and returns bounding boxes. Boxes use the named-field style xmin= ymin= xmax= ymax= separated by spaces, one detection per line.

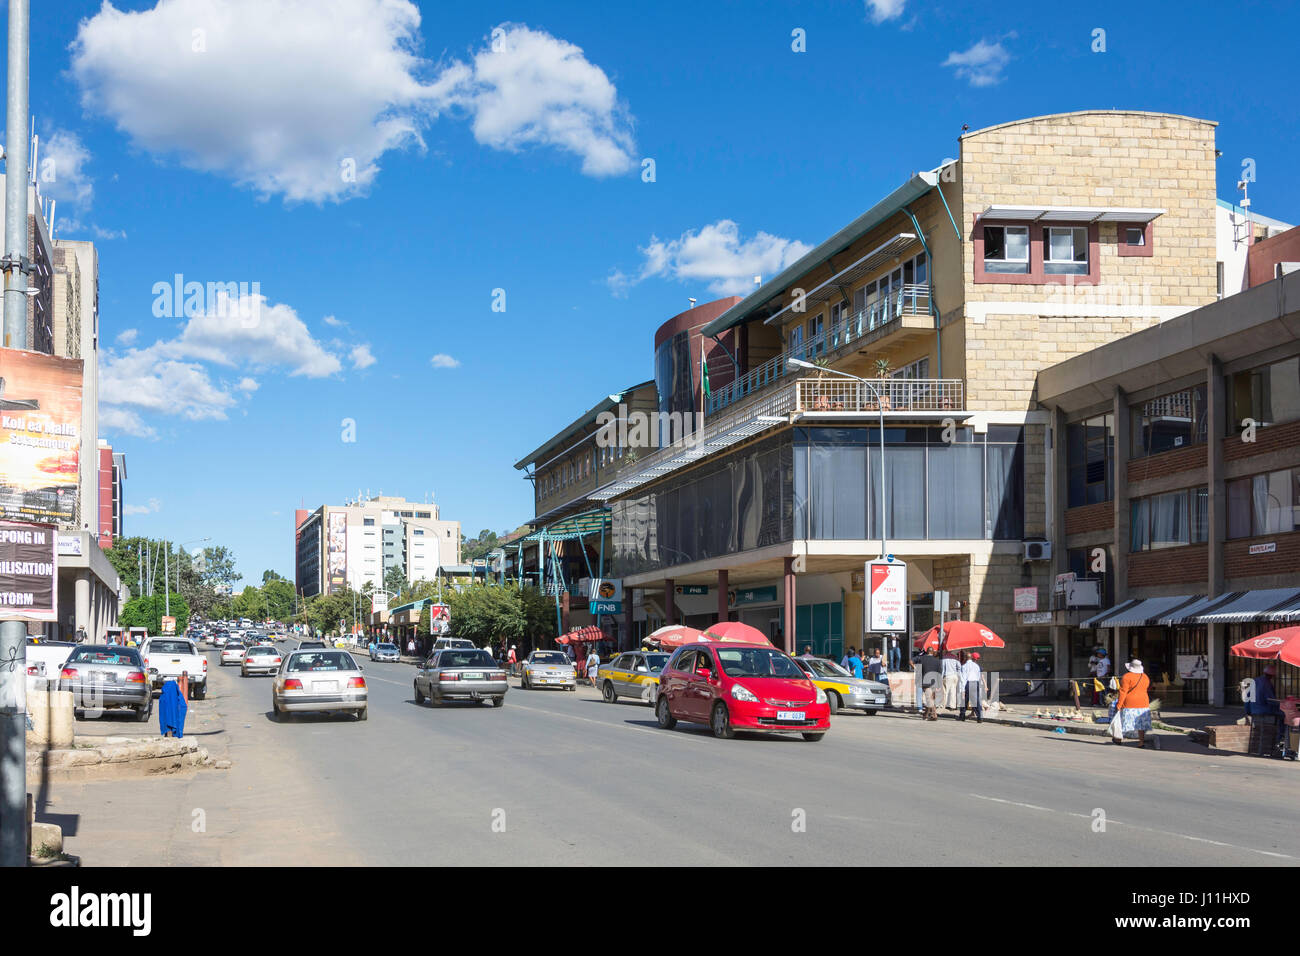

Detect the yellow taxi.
xmin=793 ymin=656 xmax=890 ymax=715
xmin=598 ymin=650 xmax=672 ymax=704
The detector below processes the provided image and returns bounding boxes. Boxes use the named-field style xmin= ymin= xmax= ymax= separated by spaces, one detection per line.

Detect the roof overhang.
xmin=763 ymin=233 xmax=920 ymax=326
xmin=980 ymin=205 xmax=1165 ymax=223
xmin=701 ymin=171 xmax=938 ymax=338
xmin=513 ymin=380 xmax=654 ymax=470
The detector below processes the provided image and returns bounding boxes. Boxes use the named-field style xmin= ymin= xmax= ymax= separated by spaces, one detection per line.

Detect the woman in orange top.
xmin=1111 ymin=659 xmax=1153 ymax=747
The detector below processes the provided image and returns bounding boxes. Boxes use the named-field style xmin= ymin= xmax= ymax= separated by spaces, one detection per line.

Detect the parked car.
xmin=272 ymin=650 xmax=367 ymax=721
xmin=297 ymin=640 xmax=327 ymax=650
xmin=414 ymin=648 xmax=508 ymax=707
xmin=57 ymin=644 xmax=153 ymax=721
xmin=220 ymin=642 xmax=248 ymax=665
xmin=520 ymin=650 xmax=576 ymax=690
xmin=370 ymin=642 xmax=400 ymax=662
xmin=792 ymin=657 xmax=889 ymax=715
xmin=598 ymin=651 xmax=670 ymax=704
xmin=655 ymin=643 xmax=830 ymax=741
xmin=241 ymin=644 xmax=283 ymax=677
xmin=432 ymin=637 xmax=476 ymax=651
xmin=141 ymin=636 xmax=208 ymax=699
xmin=24 ymin=639 xmax=77 ymax=683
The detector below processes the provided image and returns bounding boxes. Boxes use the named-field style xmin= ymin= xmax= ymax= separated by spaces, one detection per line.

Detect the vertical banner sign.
xmin=0 ymin=350 xmax=84 ymax=523
xmin=866 ymin=560 xmax=907 ymax=632
xmin=326 ymin=511 xmax=347 ymax=594
xmin=0 ymin=521 xmax=57 ymax=621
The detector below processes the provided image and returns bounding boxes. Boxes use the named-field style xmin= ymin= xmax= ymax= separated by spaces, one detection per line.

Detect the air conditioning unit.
xmin=1023 ymin=541 xmax=1051 ymax=562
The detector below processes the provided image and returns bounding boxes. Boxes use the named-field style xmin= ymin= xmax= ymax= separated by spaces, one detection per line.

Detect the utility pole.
xmin=0 ymin=0 xmax=31 ymax=869
xmin=164 ymin=542 xmax=170 ymax=617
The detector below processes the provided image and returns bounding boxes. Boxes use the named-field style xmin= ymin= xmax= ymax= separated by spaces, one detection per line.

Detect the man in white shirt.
xmin=1092 ymin=648 xmax=1111 ymax=705
xmin=941 ymin=651 xmax=961 ymax=710
xmin=958 ymin=651 xmax=983 ymax=723
xmin=586 ymin=648 xmax=601 ymax=687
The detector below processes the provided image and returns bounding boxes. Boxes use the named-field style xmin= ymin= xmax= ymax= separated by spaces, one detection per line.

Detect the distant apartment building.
xmin=294 ymin=495 xmax=462 ymax=597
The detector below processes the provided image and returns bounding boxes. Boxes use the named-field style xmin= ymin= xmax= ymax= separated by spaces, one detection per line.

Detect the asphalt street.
xmin=47 ymin=640 xmax=1300 ymax=866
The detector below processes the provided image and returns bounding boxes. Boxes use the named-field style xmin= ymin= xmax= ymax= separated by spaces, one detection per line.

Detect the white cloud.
xmin=158 ymin=294 xmax=343 ymax=377
xmin=943 ymin=39 xmax=1012 ymax=87
xmin=92 ymin=225 xmax=127 ymax=241
xmin=611 ymin=220 xmax=811 ymax=297
xmin=865 ymin=0 xmax=906 ymax=23
xmin=38 ymin=129 xmax=94 ymax=205
xmin=430 ymin=353 xmax=460 ymax=369
xmin=237 ymin=377 xmax=259 ymax=392
xmin=98 ymin=405 xmax=157 ymax=439
xmin=100 ymin=347 xmax=239 ymax=422
xmin=71 ymin=5 xmax=636 ymax=202
xmin=454 ymin=24 xmax=636 ymax=177
xmin=115 ymin=328 xmax=139 ymax=345
xmin=351 ymin=344 xmax=377 ymax=369
xmin=322 ymin=315 xmax=345 ymax=327
xmin=124 ymin=497 xmax=162 ymax=516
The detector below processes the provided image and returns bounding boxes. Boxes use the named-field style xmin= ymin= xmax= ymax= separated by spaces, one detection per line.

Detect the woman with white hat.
xmin=1110 ymin=658 xmax=1153 ymax=747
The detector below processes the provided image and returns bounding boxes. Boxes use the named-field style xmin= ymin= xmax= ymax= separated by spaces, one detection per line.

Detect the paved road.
xmin=49 ymin=640 xmax=1300 ymax=866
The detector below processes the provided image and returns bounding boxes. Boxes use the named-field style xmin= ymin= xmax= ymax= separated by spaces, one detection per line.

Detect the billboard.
xmin=866 ymin=560 xmax=906 ymax=632
xmin=0 ymin=350 xmax=84 ymax=524
xmin=0 ymin=520 xmax=57 ymax=622
xmin=326 ymin=511 xmax=347 ymax=593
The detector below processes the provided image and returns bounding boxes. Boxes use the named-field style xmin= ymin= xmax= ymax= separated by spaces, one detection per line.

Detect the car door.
xmin=664 ymin=650 xmax=693 ymax=717
xmin=696 ymin=648 xmax=723 ymax=716
xmin=677 ymin=650 xmax=708 ymax=720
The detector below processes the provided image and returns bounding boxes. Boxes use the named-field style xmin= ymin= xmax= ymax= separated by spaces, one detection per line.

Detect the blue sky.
xmin=12 ymin=0 xmax=1299 ymax=587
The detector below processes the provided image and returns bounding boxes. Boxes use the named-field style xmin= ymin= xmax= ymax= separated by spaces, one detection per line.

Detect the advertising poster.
xmin=326 ymin=511 xmax=347 ymax=593
xmin=0 ymin=520 xmax=57 ymax=622
xmin=866 ymin=560 xmax=906 ymax=632
xmin=0 ymin=349 xmax=84 ymax=524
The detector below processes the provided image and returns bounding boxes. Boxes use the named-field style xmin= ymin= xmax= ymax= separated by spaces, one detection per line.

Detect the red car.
xmin=655 ymin=642 xmax=830 ymax=741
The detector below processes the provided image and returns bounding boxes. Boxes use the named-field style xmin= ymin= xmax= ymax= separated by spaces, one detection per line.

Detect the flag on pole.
xmin=700 ymin=350 xmax=711 ymax=399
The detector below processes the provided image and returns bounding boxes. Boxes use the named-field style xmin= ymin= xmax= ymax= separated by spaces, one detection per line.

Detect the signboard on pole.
xmin=161 ymin=616 xmax=177 ymax=634
xmin=0 ymin=520 xmax=57 ymax=622
xmin=866 ymin=560 xmax=906 ymax=632
xmin=0 ymin=350 xmax=84 ymax=524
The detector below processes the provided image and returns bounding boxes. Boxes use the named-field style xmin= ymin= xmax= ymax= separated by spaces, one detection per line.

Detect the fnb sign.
xmin=866 ymin=560 xmax=906 ymax=632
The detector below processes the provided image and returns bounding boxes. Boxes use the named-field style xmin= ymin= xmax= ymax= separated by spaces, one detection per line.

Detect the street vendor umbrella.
xmin=1230 ymin=627 xmax=1300 ymax=668
xmin=647 ymin=624 xmax=704 ymax=648
xmin=556 ymin=625 xmax=604 ymax=645
xmin=700 ymin=621 xmax=773 ymax=645
xmin=913 ymin=620 xmax=1006 ymax=653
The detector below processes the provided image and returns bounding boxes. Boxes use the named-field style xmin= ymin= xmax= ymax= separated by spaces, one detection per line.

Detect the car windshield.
xmin=645 ymin=653 xmax=669 ymax=671
xmin=714 ymin=647 xmax=804 ymax=679
xmin=67 ymin=647 xmax=141 ymax=666
xmin=227 ymin=643 xmax=245 ymax=650
xmin=149 ymin=640 xmax=192 ymax=655
xmin=249 ymin=645 xmax=277 ymax=655
xmin=288 ymin=652 xmax=355 ymax=672
xmin=377 ymin=643 xmax=397 ymax=651
xmin=439 ymin=651 xmax=494 ymax=668
xmin=532 ymin=652 xmax=567 ymax=664
xmin=807 ymin=659 xmax=850 ymax=679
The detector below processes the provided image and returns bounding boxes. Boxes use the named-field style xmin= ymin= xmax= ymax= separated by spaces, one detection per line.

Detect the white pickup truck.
xmin=141 ymin=636 xmax=208 ymax=700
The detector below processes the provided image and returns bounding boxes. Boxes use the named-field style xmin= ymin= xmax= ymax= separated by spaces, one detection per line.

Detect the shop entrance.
xmin=1127 ymin=626 xmax=1207 ymax=706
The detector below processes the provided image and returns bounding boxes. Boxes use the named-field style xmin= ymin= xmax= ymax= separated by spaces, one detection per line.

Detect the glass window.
xmin=789 ymin=324 xmax=804 ymax=360
xmin=1130 ymin=488 xmax=1207 ymax=551
xmin=1227 ymin=356 xmax=1300 ymax=432
xmin=1045 ymin=226 xmax=1088 ymax=274
xmin=983 ymin=225 xmax=1030 ymax=274
xmin=1131 ymin=386 xmax=1207 ymax=458
xmin=928 ymin=443 xmax=984 ymax=539
xmin=1125 ymin=226 xmax=1146 ymax=246
xmin=986 ymin=436 xmax=1024 ymax=540
xmin=1067 ymin=414 xmax=1114 ymax=507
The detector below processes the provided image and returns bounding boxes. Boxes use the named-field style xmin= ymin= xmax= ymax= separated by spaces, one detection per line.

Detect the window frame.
xmin=1118 ymin=221 xmax=1154 ymax=258
xmin=973 ymin=217 xmax=1101 ymax=285
xmin=1043 ymin=226 xmax=1090 ymax=275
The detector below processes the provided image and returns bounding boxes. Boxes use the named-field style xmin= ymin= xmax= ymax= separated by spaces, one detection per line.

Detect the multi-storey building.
xmin=294 ymin=495 xmax=461 ymax=597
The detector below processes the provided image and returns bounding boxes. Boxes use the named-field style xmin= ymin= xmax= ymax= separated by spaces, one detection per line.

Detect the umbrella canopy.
xmin=1229 ymin=627 xmax=1300 ymax=668
xmin=556 ymin=625 xmax=604 ymax=646
xmin=700 ymin=621 xmax=773 ymax=645
xmin=647 ymin=624 xmax=705 ymax=648
xmin=914 ymin=621 xmax=1006 ymax=653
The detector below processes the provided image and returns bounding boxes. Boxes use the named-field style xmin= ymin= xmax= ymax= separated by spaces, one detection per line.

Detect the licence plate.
xmin=776 ymin=710 xmax=805 ymax=721
xmin=462 ymin=672 xmax=483 ymax=680
xmin=313 ymin=681 xmax=338 ymax=692
xmin=92 ymin=671 xmax=117 ymax=683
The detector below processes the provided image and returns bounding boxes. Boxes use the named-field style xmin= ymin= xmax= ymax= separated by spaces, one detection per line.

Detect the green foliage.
xmin=119 ymin=592 xmax=190 ymax=635
xmin=383 ymin=564 xmax=408 ymax=601
xmin=440 ymin=583 xmax=556 ymax=645
xmin=262 ymin=579 xmax=295 ymax=621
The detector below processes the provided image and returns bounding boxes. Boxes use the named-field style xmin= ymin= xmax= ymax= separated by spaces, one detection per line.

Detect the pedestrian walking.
xmin=888 ymin=637 xmax=901 ymax=673
xmin=919 ymin=647 xmax=943 ymax=720
xmin=847 ymin=648 xmax=863 ymax=679
xmin=507 ymin=644 xmax=518 ymax=675
xmin=1090 ymin=648 xmax=1110 ymax=705
xmin=407 ymin=637 xmax=416 ymax=657
xmin=1110 ymin=659 xmax=1153 ymax=747
xmin=586 ymin=646 xmax=601 ymax=686
xmin=941 ymin=650 xmax=960 ymax=709
xmin=840 ymin=647 xmax=855 ymax=670
xmin=958 ymin=651 xmax=983 ymax=723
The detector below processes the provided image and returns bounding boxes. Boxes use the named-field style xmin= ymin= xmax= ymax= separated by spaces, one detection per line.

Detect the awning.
xmin=1081 ymin=595 xmax=1202 ymax=628
xmin=1079 ymin=599 xmax=1139 ymax=629
xmin=980 ymin=205 xmax=1165 ymax=223
xmin=1195 ymin=588 xmax=1300 ymax=624
xmin=761 ymin=233 xmax=920 ymax=326
xmin=1156 ymin=593 xmax=1235 ymax=625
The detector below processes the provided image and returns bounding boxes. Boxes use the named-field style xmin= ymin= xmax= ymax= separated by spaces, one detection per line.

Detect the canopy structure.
xmin=516 ymin=508 xmax=613 ymax=635
xmin=914 ymin=621 xmax=1006 ymax=652
xmin=556 ymin=625 xmax=605 ymax=646
xmin=647 ymin=624 xmax=704 ymax=649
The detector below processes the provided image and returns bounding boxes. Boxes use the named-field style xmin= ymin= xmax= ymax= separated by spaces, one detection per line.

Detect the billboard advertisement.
xmin=0 ymin=520 xmax=57 ymax=622
xmin=0 ymin=349 xmax=84 ymax=524
xmin=866 ymin=560 xmax=907 ymax=632
xmin=326 ymin=511 xmax=347 ymax=594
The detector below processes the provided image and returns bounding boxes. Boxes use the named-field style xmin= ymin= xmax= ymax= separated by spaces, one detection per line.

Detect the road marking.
xmin=969 ymin=793 xmax=1296 ymax=860
xmin=503 ymin=700 xmax=667 ymax=738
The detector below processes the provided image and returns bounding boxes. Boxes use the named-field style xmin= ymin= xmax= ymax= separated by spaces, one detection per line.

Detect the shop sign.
xmin=1013 ymin=586 xmax=1038 ymax=612
xmin=0 ymin=520 xmax=57 ymax=622
xmin=1021 ymin=611 xmax=1052 ymax=625
xmin=1249 ymin=542 xmax=1277 ymax=555
xmin=589 ymin=600 xmax=622 ymax=615
xmin=1054 ymin=571 xmax=1076 ymax=594
xmin=676 ymin=585 xmax=709 ymax=595
xmin=56 ymin=533 xmax=83 ymax=557
xmin=866 ymin=560 xmax=906 ymax=632
xmin=731 ymin=586 xmax=777 ymax=606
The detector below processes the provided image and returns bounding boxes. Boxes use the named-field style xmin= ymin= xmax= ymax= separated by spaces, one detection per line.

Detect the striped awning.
xmin=1196 ymin=588 xmax=1300 ymax=624
xmin=1081 ymin=595 xmax=1202 ymax=629
xmin=1157 ymin=593 xmax=1234 ymax=625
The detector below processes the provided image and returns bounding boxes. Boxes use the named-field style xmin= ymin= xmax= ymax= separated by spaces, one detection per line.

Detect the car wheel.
xmin=710 ymin=702 xmax=734 ymax=739
xmin=73 ymin=708 xmax=85 ymax=720
xmin=414 ymin=682 xmax=425 ymax=704
xmin=826 ymin=691 xmax=840 ymax=715
xmin=863 ymin=709 xmax=878 ymax=716
xmin=656 ymin=696 xmax=677 ymax=729
xmin=602 ymin=680 xmax=617 ymax=703
xmin=136 ymin=703 xmax=152 ymax=722
xmin=491 ymin=697 xmax=505 ymax=708
xmin=802 ymin=732 xmax=826 ymax=742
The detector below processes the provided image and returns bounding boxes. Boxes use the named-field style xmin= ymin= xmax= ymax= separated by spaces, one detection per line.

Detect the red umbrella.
xmin=913 ymin=621 xmax=1005 ymax=653
xmin=1230 ymin=627 xmax=1300 ymax=668
xmin=700 ymin=621 xmax=773 ymax=645
xmin=556 ymin=625 xmax=604 ymax=646
xmin=647 ymin=624 xmax=705 ymax=648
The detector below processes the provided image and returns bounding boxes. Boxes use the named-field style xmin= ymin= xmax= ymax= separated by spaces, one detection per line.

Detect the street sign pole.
xmin=0 ymin=0 xmax=31 ymax=869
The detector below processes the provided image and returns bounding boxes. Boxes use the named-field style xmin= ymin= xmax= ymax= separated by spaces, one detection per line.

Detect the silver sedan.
xmin=57 ymin=644 xmax=153 ymax=721
xmin=272 ymin=650 xmax=368 ymax=721
xmin=520 ymin=650 xmax=576 ymax=690
xmin=241 ymin=644 xmax=282 ymax=677
xmin=414 ymin=648 xmax=508 ymax=707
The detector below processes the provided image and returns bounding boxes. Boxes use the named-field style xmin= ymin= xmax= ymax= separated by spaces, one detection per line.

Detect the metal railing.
xmin=707 ymin=284 xmax=931 ymax=415
xmin=795 ymin=376 xmax=964 ymax=413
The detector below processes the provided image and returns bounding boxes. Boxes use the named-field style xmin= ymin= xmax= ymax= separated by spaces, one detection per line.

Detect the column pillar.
xmin=75 ymin=570 xmax=91 ymax=638
xmin=717 ymin=569 xmax=729 ymax=624
xmin=1206 ymin=354 xmax=1227 ymax=706
xmin=1112 ymin=385 xmax=1130 ymax=604
xmin=665 ymin=578 xmax=676 ymax=626
xmin=624 ymin=588 xmax=635 ymax=650
xmin=783 ymin=557 xmax=796 ymax=654
xmin=1050 ymin=405 xmax=1070 ymax=683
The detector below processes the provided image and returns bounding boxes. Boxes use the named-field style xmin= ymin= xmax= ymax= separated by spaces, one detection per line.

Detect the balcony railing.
xmin=795 ymin=376 xmax=964 ymax=413
xmin=707 ymin=284 xmax=932 ymax=415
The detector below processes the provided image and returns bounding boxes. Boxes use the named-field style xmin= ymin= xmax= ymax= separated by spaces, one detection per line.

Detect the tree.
xmin=383 ymin=565 xmax=407 ymax=601
xmin=263 ymin=579 xmax=295 ymax=621
xmin=119 ymin=592 xmax=190 ymax=635
xmin=262 ymin=569 xmax=288 ymax=585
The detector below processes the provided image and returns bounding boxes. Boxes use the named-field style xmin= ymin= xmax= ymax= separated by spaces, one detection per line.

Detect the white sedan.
xmin=220 ymin=642 xmax=248 ymax=666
